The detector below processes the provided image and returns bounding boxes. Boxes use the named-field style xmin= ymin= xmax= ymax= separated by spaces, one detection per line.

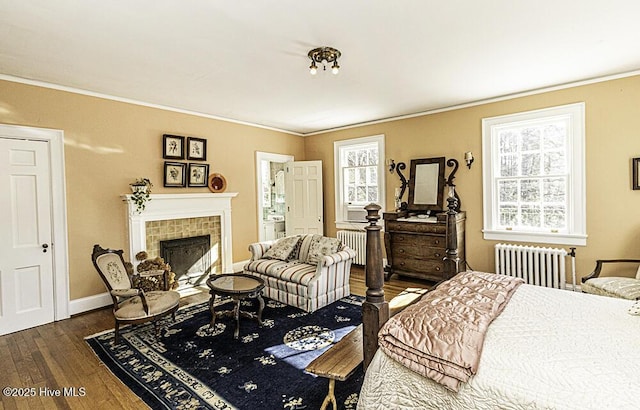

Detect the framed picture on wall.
xmin=188 ymin=163 xmax=209 ymax=187
xmin=633 ymin=157 xmax=640 ymax=190
xmin=164 ymin=161 xmax=187 ymax=187
xmin=163 ymin=134 xmax=185 ymax=159
xmin=187 ymin=137 xmax=207 ymax=161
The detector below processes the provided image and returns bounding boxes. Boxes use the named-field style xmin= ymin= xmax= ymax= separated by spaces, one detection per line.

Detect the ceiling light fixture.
xmin=308 ymin=46 xmax=341 ymax=75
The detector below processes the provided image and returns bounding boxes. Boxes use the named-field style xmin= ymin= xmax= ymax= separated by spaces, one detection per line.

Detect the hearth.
xmin=160 ymin=235 xmax=211 ymax=287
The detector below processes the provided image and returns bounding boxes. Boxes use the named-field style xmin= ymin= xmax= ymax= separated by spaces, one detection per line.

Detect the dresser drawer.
xmin=387 ymin=221 xmax=446 ymax=234
xmin=393 ymin=258 xmax=444 ymax=275
xmin=391 ymin=233 xmax=444 ymax=248
xmin=392 ymin=244 xmax=445 ymax=260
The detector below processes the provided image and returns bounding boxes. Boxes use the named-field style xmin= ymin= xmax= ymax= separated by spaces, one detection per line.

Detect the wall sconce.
xmin=388 ymin=159 xmax=396 ymax=173
xmin=464 ymin=151 xmax=474 ymax=169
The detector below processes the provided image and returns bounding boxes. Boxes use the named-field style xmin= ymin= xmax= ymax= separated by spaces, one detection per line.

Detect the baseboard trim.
xmin=231 ymin=260 xmax=249 ymax=272
xmin=69 ymin=292 xmax=111 ymax=316
xmin=567 ymin=284 xmax=582 ymax=292
xmin=71 ymin=260 xmax=250 ymax=316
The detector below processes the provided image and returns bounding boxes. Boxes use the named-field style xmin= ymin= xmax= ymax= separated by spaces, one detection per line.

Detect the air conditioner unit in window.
xmin=345 ymin=205 xmax=367 ymax=222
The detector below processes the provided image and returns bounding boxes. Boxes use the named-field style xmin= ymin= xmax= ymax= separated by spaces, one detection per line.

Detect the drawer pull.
xmin=434 ymin=240 xmax=440 ymax=245
xmin=435 ymin=267 xmax=441 ymax=271
xmin=399 ymin=249 xmax=405 ymax=253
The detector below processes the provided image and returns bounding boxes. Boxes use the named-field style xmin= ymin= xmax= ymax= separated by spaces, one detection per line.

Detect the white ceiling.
xmin=1 ymin=1 xmax=640 ymax=135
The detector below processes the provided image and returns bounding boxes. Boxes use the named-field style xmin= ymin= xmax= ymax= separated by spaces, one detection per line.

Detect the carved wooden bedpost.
xmin=444 ymin=187 xmax=460 ymax=276
xmin=362 ymin=203 xmax=389 ymax=371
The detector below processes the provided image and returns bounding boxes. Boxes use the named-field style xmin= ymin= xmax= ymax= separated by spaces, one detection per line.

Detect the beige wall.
xmin=0 ymin=80 xmax=304 ymax=300
xmin=3 ymin=75 xmax=639 ymax=302
xmin=305 ymin=75 xmax=640 ymax=280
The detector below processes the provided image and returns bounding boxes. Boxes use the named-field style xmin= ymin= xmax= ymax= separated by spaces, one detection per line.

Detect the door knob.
xmin=42 ymin=243 xmax=48 ymax=253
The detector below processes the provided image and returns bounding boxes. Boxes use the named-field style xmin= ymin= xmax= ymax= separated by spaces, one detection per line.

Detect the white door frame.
xmin=0 ymin=124 xmax=70 ymax=321
xmin=255 ymin=151 xmax=294 ymax=241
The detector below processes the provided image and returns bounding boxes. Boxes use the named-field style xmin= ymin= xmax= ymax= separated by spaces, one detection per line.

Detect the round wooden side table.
xmin=206 ymin=273 xmax=265 ymax=339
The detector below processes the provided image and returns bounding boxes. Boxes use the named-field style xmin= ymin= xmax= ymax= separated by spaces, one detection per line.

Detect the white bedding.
xmin=358 ymin=284 xmax=640 ymax=409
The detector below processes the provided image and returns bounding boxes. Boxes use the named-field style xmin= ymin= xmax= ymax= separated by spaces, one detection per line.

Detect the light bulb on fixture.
xmin=307 ymin=46 xmax=341 ymax=76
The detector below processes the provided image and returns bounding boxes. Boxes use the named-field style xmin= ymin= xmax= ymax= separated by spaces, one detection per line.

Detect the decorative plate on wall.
xmin=208 ymin=173 xmax=227 ymax=193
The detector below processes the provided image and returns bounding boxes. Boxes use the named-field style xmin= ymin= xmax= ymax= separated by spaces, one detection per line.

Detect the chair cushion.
xmin=582 ymin=277 xmax=640 ymax=300
xmin=115 ymin=290 xmax=180 ymax=320
xmin=263 ymin=236 xmax=301 ymax=261
xmin=305 ymin=235 xmax=342 ymax=264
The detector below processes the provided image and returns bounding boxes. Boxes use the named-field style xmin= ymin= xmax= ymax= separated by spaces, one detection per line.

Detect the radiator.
xmin=494 ymin=243 xmax=570 ymax=290
xmin=337 ymin=230 xmax=366 ymax=265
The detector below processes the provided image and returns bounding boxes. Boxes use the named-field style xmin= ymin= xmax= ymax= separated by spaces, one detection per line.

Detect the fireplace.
xmin=160 ymin=235 xmax=211 ymax=287
xmin=122 ymin=193 xmax=238 ymax=276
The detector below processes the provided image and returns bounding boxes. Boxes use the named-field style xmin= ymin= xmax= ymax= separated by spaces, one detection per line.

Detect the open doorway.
xmin=255 ymin=152 xmax=293 ymax=241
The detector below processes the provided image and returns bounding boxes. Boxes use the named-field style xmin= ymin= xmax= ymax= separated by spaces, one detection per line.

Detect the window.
xmin=482 ymin=103 xmax=586 ymax=246
xmin=334 ymin=135 xmax=385 ymax=228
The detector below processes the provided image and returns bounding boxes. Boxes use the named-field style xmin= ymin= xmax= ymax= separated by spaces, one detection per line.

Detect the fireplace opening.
xmin=160 ymin=235 xmax=211 ymax=288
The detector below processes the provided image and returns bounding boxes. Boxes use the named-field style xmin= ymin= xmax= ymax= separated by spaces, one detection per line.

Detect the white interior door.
xmin=285 ymin=160 xmax=323 ymax=236
xmin=0 ymin=138 xmax=55 ymax=335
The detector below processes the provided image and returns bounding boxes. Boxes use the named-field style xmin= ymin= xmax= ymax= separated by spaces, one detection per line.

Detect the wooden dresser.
xmin=383 ymin=211 xmax=466 ymax=282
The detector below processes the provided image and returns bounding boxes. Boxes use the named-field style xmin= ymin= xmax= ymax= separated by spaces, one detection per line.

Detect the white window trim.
xmin=334 ymin=134 xmax=385 ymax=230
xmin=482 ymin=103 xmax=587 ymax=246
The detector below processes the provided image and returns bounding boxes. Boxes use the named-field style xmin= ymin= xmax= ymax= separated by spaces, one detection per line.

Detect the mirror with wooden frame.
xmin=407 ymin=157 xmax=446 ymax=212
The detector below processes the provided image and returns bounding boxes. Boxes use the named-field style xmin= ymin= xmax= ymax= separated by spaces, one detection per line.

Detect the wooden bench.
xmin=305 ymin=288 xmax=428 ymax=409
xmin=305 ymin=324 xmax=363 ymax=410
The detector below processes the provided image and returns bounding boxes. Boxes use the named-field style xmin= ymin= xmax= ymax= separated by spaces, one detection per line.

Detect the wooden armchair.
xmin=581 ymin=259 xmax=640 ymax=300
xmin=91 ymin=244 xmax=180 ymax=344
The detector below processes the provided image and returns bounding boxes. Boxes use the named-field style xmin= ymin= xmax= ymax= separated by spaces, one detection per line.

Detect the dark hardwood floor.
xmin=0 ymin=266 xmax=429 ymax=409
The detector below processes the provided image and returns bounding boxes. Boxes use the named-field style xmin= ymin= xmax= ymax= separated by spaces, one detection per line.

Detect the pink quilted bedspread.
xmin=378 ymin=271 xmax=523 ymax=392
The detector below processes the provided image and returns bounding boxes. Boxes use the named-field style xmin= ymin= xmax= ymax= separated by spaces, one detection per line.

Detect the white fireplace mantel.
xmin=122 ymin=193 xmax=238 ymax=273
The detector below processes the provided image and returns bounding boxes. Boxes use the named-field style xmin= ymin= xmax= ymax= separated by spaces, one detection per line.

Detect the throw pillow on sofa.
xmin=263 ymin=236 xmax=301 ymax=261
xmin=287 ymin=236 xmax=303 ymax=261
xmin=305 ymin=235 xmax=342 ymax=264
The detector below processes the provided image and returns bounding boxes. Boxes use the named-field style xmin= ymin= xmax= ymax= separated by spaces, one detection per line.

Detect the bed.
xmin=357 ymin=204 xmax=640 ymax=410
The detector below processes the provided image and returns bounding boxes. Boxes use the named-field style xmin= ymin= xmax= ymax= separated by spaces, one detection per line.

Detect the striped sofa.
xmin=243 ymin=234 xmax=357 ymax=312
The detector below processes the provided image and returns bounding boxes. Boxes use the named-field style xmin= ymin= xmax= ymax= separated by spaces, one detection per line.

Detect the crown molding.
xmin=3 ymin=69 xmax=640 ymax=137
xmin=0 ymin=74 xmax=303 ymax=136
xmin=304 ymin=69 xmax=640 ymax=136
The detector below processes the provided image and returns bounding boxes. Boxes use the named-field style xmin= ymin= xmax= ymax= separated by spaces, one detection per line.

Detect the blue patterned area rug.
xmin=86 ymin=295 xmax=364 ymax=409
